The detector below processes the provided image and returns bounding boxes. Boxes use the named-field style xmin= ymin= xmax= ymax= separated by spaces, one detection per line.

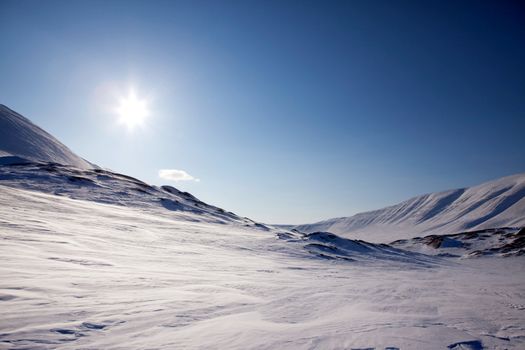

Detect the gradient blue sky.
xmin=1 ymin=0 xmax=524 ymax=224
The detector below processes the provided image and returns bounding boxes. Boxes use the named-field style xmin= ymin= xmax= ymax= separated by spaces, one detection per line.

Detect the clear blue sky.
xmin=1 ymin=0 xmax=524 ymax=224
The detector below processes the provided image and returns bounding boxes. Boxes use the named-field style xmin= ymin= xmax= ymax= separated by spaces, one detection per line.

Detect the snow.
xmin=1 ymin=184 xmax=524 ymax=349
xmin=0 ymin=104 xmax=93 ymax=169
xmin=296 ymin=174 xmax=525 ymax=243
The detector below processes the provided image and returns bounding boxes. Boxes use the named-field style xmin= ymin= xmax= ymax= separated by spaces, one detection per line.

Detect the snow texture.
xmin=1 ymin=184 xmax=525 ymax=349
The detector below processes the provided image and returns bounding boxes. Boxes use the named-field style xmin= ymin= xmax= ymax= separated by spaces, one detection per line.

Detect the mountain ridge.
xmin=295 ymin=173 xmax=525 ymax=242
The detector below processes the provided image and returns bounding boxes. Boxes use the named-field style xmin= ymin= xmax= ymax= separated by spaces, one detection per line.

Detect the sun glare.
xmin=116 ymin=89 xmax=150 ymax=130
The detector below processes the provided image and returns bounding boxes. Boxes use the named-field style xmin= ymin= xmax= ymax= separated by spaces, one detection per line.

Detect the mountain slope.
xmin=0 ymin=104 xmax=253 ymax=226
xmin=0 ymin=161 xmax=251 ymax=225
xmin=0 ymin=104 xmax=93 ymax=169
xmin=296 ymin=173 xmax=525 ymax=242
xmin=0 ymin=104 xmax=271 ymax=227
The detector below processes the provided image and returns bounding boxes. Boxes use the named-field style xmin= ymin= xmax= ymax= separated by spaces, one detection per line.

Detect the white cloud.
xmin=159 ymin=169 xmax=200 ymax=182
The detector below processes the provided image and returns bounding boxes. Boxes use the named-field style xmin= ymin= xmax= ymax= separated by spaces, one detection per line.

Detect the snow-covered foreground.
xmin=1 ymin=185 xmax=524 ymax=350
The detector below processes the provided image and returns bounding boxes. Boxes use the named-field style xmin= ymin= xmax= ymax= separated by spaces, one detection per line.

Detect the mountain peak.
xmin=0 ymin=105 xmax=93 ymax=169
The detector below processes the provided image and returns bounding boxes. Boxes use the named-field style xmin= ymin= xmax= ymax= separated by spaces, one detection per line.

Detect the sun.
xmin=116 ymin=89 xmax=150 ymax=129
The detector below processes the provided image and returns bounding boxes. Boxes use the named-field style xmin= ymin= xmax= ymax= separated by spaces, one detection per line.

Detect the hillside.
xmin=296 ymin=174 xmax=525 ymax=242
xmin=0 ymin=104 xmax=93 ymax=169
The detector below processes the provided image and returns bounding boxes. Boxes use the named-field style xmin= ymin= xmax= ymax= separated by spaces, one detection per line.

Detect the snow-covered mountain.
xmin=296 ymin=174 xmax=525 ymax=242
xmin=0 ymin=104 xmax=262 ymax=226
xmin=0 ymin=104 xmax=93 ymax=169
